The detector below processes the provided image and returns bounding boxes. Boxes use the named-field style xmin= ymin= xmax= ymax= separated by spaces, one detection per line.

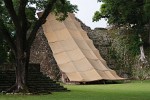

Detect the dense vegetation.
xmin=93 ymin=0 xmax=150 ymax=26
xmin=108 ymin=28 xmax=150 ymax=79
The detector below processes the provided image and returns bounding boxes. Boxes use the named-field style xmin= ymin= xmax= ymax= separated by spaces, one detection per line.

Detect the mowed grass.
xmin=0 ymin=80 xmax=150 ymax=100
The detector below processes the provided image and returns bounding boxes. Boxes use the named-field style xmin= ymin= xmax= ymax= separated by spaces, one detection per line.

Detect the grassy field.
xmin=0 ymin=80 xmax=150 ymax=100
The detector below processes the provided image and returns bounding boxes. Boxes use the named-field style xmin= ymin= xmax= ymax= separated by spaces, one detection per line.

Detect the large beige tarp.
xmin=41 ymin=13 xmax=124 ymax=82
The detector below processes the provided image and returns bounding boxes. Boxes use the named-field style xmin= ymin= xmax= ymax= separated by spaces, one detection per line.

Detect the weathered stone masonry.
xmin=30 ymin=28 xmax=60 ymax=80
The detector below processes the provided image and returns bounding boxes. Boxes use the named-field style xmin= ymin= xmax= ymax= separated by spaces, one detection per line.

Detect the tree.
xmin=0 ymin=0 xmax=77 ymax=93
xmin=93 ymin=0 xmax=150 ymax=25
xmin=93 ymin=0 xmax=150 ymax=62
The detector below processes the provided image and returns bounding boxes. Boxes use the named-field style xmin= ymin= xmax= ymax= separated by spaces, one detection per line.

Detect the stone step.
xmin=28 ymin=87 xmax=67 ymax=92
xmin=0 ymin=72 xmax=44 ymax=75
xmin=27 ymin=82 xmax=58 ymax=86
xmin=0 ymin=79 xmax=56 ymax=84
xmin=0 ymin=86 xmax=11 ymax=92
xmin=0 ymin=82 xmax=15 ymax=85
xmin=0 ymin=64 xmax=67 ymax=93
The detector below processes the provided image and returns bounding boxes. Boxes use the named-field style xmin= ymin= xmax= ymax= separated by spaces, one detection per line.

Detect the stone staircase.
xmin=0 ymin=64 xmax=67 ymax=93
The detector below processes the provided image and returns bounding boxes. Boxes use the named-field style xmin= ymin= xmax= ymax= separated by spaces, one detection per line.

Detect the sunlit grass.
xmin=0 ymin=80 xmax=150 ymax=100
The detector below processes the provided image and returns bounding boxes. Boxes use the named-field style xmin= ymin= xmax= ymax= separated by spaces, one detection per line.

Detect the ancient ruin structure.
xmin=30 ymin=13 xmax=124 ymax=82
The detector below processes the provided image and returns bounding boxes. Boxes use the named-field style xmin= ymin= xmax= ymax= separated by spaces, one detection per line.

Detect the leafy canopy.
xmin=93 ymin=0 xmax=150 ymax=27
xmin=0 ymin=0 xmax=77 ymax=63
xmin=0 ymin=0 xmax=77 ymax=35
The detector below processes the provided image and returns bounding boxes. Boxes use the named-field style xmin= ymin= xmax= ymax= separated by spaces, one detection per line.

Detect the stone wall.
xmin=88 ymin=29 xmax=116 ymax=69
xmin=30 ymin=28 xmax=60 ymax=80
xmin=77 ymin=19 xmax=116 ymax=70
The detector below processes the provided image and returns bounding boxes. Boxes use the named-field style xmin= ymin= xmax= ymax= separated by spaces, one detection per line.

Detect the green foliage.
xmin=144 ymin=0 xmax=150 ymax=22
xmin=108 ymin=28 xmax=150 ymax=79
xmin=108 ymin=28 xmax=140 ymax=77
xmin=0 ymin=0 xmax=78 ymax=34
xmin=0 ymin=0 xmax=77 ymax=63
xmin=0 ymin=38 xmax=15 ymax=64
xmin=132 ymin=64 xmax=150 ymax=80
xmin=111 ymin=28 xmax=141 ymax=55
xmin=93 ymin=0 xmax=149 ymax=27
xmin=52 ymin=0 xmax=78 ymax=21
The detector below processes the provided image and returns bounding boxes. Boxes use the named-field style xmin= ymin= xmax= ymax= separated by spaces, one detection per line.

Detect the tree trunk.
xmin=6 ymin=33 xmax=30 ymax=93
xmin=15 ymin=55 xmax=28 ymax=92
xmin=148 ymin=32 xmax=150 ymax=46
xmin=139 ymin=34 xmax=147 ymax=63
xmin=7 ymin=53 xmax=28 ymax=93
xmin=148 ymin=22 xmax=150 ymax=45
xmin=6 ymin=51 xmax=29 ymax=93
xmin=139 ymin=45 xmax=146 ymax=62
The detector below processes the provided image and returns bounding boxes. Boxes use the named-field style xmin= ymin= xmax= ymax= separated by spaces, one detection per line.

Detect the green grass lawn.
xmin=0 ymin=80 xmax=150 ymax=100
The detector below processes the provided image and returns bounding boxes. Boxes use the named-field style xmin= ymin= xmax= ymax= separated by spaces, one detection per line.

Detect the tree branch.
xmin=60 ymin=0 xmax=65 ymax=4
xmin=27 ymin=0 xmax=58 ymax=48
xmin=18 ymin=0 xmax=28 ymax=51
xmin=4 ymin=0 xmax=21 ymax=30
xmin=18 ymin=0 xmax=28 ymax=30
